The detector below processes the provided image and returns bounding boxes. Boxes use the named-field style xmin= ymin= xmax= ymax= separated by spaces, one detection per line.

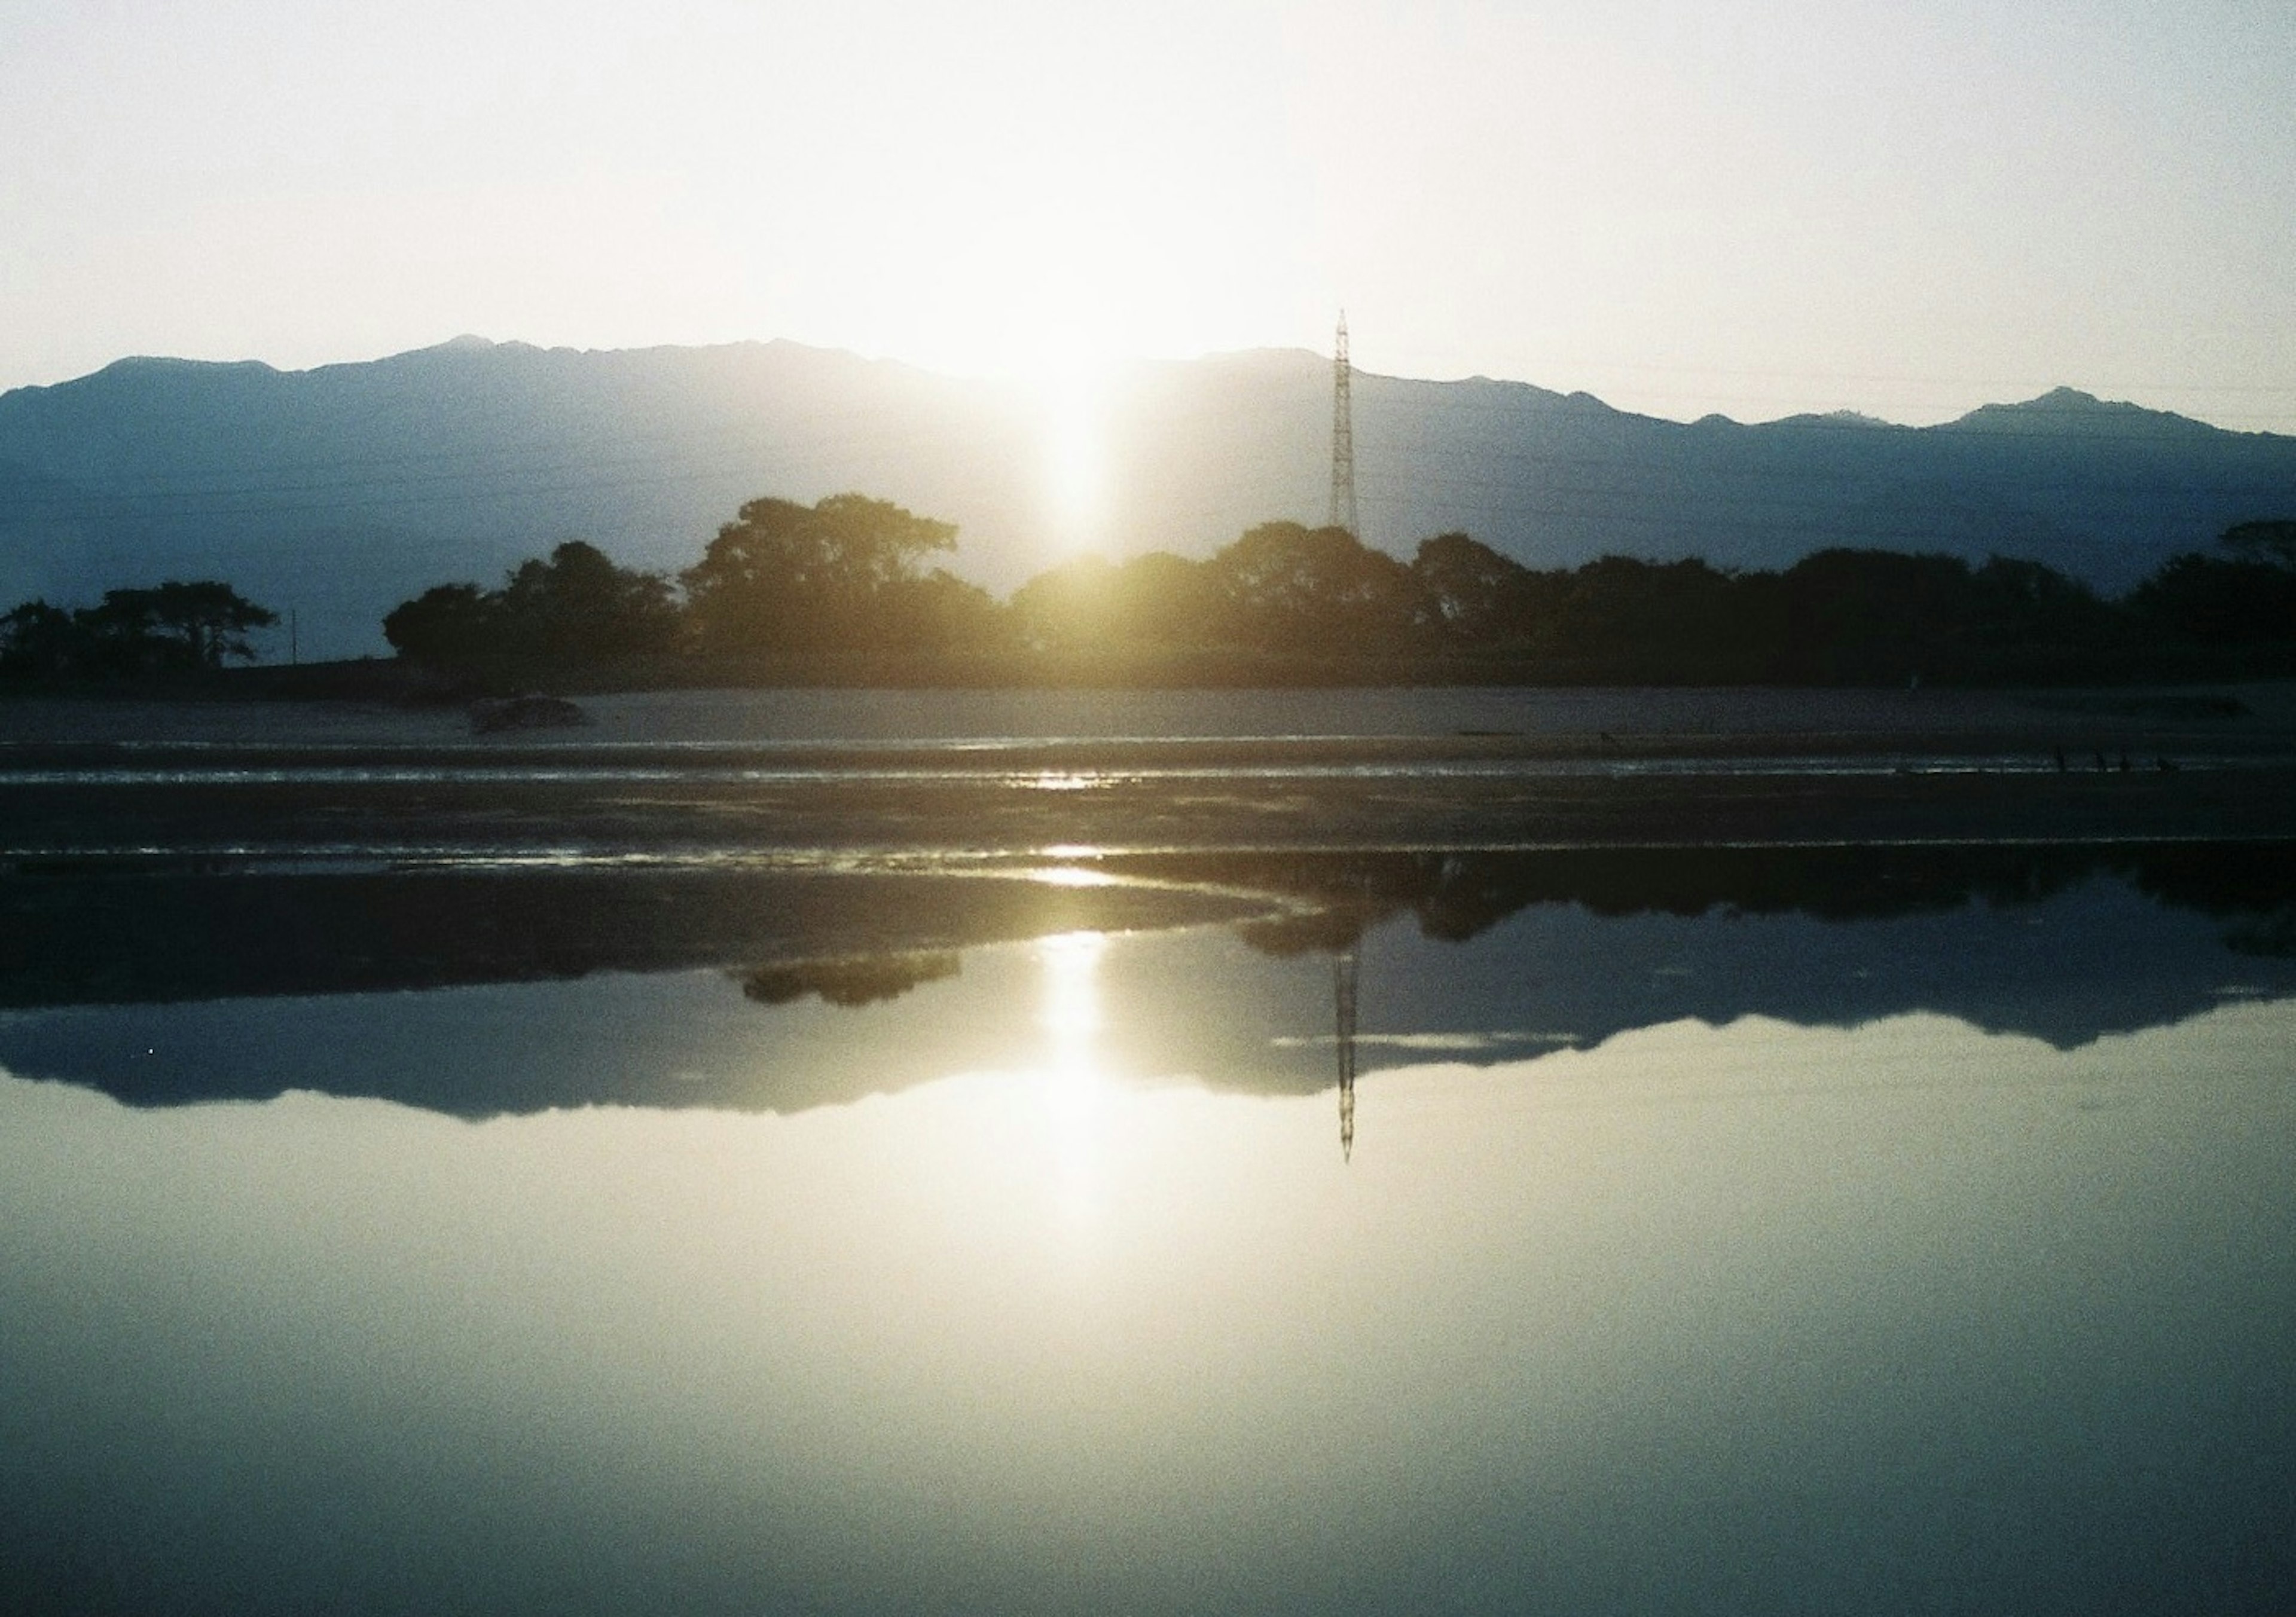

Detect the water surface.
xmin=2 ymin=848 xmax=2291 ymax=1614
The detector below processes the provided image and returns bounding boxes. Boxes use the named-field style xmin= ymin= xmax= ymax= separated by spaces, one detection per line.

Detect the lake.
xmin=2 ymin=842 xmax=2291 ymax=1614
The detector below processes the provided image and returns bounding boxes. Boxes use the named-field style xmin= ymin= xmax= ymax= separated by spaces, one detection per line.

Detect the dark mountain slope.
xmin=3 ymin=340 xmax=2288 ymax=657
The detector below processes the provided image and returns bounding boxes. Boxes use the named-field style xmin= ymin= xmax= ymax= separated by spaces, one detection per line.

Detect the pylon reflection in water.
xmin=1335 ymin=942 xmax=1358 ymax=1161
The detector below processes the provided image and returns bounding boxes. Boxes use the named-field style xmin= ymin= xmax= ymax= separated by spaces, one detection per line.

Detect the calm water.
xmin=2 ymin=848 xmax=2292 ymax=1614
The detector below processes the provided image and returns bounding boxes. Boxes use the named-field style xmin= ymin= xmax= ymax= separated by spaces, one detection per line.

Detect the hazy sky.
xmin=4 ymin=0 xmax=2292 ymax=428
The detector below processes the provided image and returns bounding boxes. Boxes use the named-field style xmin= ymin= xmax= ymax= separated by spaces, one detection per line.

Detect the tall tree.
xmin=494 ymin=541 xmax=679 ymax=659
xmin=139 ymin=580 xmax=281 ymax=667
xmin=682 ymin=493 xmax=958 ymax=654
xmin=77 ymin=582 xmax=276 ymax=673
xmin=1203 ymin=522 xmax=1421 ymax=654
xmin=382 ymin=544 xmax=676 ymax=665
xmin=1 ymin=582 xmax=275 ymax=678
xmin=1410 ymin=532 xmax=1538 ymax=644
xmin=0 ymin=600 xmax=77 ymax=678
xmin=1009 ymin=551 xmax=1217 ymax=653
xmin=383 ymin=583 xmax=497 ymax=664
xmin=2129 ymin=552 xmax=2296 ymax=645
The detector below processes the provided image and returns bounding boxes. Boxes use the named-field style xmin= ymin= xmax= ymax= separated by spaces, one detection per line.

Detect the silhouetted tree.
xmin=363 ymin=485 xmax=2296 ymax=687
xmin=0 ymin=600 xmax=78 ymax=678
xmin=84 ymin=583 xmax=276 ymax=674
xmin=878 ymin=568 xmax=1010 ymax=653
xmin=1779 ymin=549 xmax=1977 ymax=682
xmin=2172 ymin=519 xmax=2296 ymax=645
xmin=1010 ymin=551 xmax=1219 ymax=652
xmin=1 ymin=582 xmax=275 ymax=679
xmin=495 ymin=541 xmax=679 ymax=659
xmin=1553 ymin=555 xmax=1757 ymax=680
xmin=1203 ymin=522 xmax=1421 ymax=653
xmin=383 ymin=544 xmax=676 ymax=666
xmin=2129 ymin=552 xmax=2296 ymax=644
xmin=2219 ymin=519 xmax=2296 ymax=570
xmin=1410 ymin=532 xmax=1539 ymax=644
xmin=141 ymin=581 xmax=279 ymax=666
xmin=682 ymin=493 xmax=958 ymax=654
xmin=1011 ymin=554 xmax=1121 ymax=653
xmin=383 ymin=583 xmax=497 ymax=664
xmin=1959 ymin=556 xmax=2128 ymax=676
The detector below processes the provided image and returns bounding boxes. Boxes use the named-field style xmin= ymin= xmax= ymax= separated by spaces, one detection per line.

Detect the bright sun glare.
xmin=1039 ymin=367 xmax=1111 ymax=549
xmin=926 ymin=276 xmax=1126 ymax=552
xmin=1037 ymin=930 xmax=1110 ymax=1225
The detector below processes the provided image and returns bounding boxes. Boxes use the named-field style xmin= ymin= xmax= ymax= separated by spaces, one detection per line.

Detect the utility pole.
xmin=1329 ymin=311 xmax=1357 ymax=538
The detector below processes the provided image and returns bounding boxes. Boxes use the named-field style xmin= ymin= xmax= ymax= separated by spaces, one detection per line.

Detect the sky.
xmin=2 ymin=0 xmax=2293 ymax=430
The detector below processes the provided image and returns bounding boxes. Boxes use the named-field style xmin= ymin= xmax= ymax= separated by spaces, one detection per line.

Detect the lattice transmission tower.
xmin=1328 ymin=311 xmax=1357 ymax=537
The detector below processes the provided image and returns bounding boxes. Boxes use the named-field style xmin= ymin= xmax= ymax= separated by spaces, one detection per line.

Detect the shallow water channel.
xmin=2 ymin=844 xmax=2291 ymax=1614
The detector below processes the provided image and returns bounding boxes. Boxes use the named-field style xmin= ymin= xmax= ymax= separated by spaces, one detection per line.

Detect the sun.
xmin=1040 ymin=365 xmax=1110 ymax=545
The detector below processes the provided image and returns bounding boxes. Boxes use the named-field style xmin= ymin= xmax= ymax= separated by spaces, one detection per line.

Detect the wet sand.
xmin=4 ymin=684 xmax=2294 ymax=857
xmin=4 ymin=681 xmax=2292 ymax=750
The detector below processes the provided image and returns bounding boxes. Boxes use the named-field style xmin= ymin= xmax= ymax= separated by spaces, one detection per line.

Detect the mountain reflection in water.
xmin=2 ymin=990 xmax=2289 ymax=1615
xmin=2 ymin=842 xmax=2294 ymax=1614
xmin=0 ymin=843 xmax=2291 ymax=1123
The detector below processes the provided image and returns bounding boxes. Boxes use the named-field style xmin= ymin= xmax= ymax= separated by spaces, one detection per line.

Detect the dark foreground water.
xmin=2 ymin=846 xmax=2292 ymax=1615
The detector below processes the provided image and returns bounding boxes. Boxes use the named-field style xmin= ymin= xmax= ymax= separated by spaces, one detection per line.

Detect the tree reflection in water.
xmin=1335 ymin=943 xmax=1357 ymax=1163
xmin=3 ymin=842 xmax=2294 ymax=1123
xmin=738 ymin=951 xmax=961 ymax=1008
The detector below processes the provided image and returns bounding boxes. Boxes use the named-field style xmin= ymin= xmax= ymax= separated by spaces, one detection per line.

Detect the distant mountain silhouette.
xmin=1941 ymin=386 xmax=2224 ymax=440
xmin=4 ymin=338 xmax=2292 ymax=656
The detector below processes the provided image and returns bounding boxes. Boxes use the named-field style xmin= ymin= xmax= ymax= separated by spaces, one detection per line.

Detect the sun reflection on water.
xmin=1030 ymin=863 xmax=1119 ymax=888
xmin=1037 ymin=930 xmax=1110 ymax=1230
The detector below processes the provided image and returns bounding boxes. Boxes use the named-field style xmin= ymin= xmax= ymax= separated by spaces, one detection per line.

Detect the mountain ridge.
xmin=4 ymin=338 xmax=2291 ymax=658
xmin=28 ymin=346 xmax=2243 ymax=436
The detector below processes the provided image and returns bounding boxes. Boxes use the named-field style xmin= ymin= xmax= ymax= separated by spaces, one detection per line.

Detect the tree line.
xmin=9 ymin=503 xmax=2292 ymax=688
xmin=379 ymin=497 xmax=2296 ymax=686
xmin=0 ymin=582 xmax=277 ymax=681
